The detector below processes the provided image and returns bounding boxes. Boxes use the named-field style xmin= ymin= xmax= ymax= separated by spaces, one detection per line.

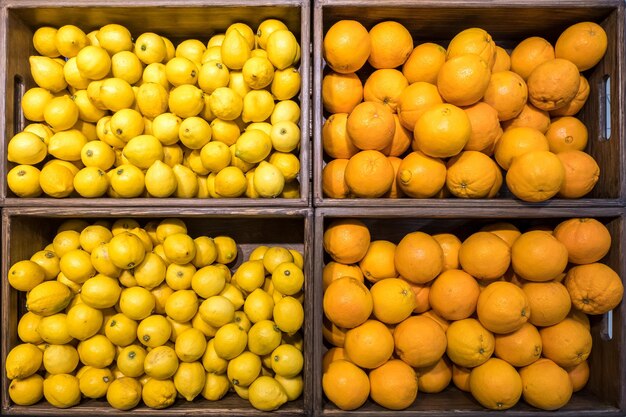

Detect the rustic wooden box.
xmin=0 ymin=206 xmax=313 ymax=416
xmin=313 ymin=207 xmax=626 ymax=416
xmin=0 ymin=0 xmax=311 ymax=207
xmin=312 ymin=0 xmax=625 ymax=208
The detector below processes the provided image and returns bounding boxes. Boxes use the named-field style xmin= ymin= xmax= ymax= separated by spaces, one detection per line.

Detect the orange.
xmin=568 ymin=308 xmax=590 ymax=330
xmin=393 ymin=314 xmax=446 ymax=368
xmin=505 ymin=150 xmax=565 ymax=202
xmin=519 ymin=358 xmax=573 ymax=410
xmin=323 ymin=20 xmax=371 ymax=74
xmin=545 ymin=116 xmax=588 ymax=153
xmin=447 ymin=27 xmax=497 ymax=69
xmin=323 ymin=317 xmax=347 ymax=347
xmin=396 ymin=151 xmax=446 ymax=198
xmin=344 ymin=150 xmax=395 ymax=198
xmin=322 ymin=360 xmax=370 ymax=411
xmin=492 ymin=46 xmax=511 ymax=72
xmin=429 ymin=269 xmax=480 ymax=320
xmin=432 ymin=233 xmax=461 ymax=271
xmin=554 ymin=217 xmax=611 ymax=264
xmin=556 ymin=150 xmax=600 ymax=199
xmin=480 ymin=222 xmax=521 ymax=247
xmin=383 ymin=156 xmax=404 ymax=198
xmin=370 ymin=278 xmax=416 ymax=324
xmin=394 ymin=231 xmax=443 ymax=284
xmin=501 ymin=103 xmax=551 ymax=133
xmin=482 ymin=71 xmax=528 ymax=121
xmin=397 ymin=85 xmax=442 ymax=133
xmin=539 ymin=318 xmax=592 ymax=367
xmin=494 ymin=126 xmax=548 ymax=170
xmin=445 ymin=151 xmax=501 ymax=198
xmin=452 ymin=364 xmax=472 ymax=392
xmin=565 ymin=263 xmax=624 ymax=315
xmin=522 ymin=281 xmax=571 ymax=327
xmin=550 ymin=75 xmax=590 ymax=117
xmin=511 ymin=230 xmax=569 ymax=282
xmin=322 ymin=159 xmax=350 ymax=199
xmin=469 ymin=358 xmax=522 ymax=410
xmin=381 ymin=115 xmax=411 ymax=157
xmin=322 ymin=113 xmax=359 ymax=159
xmin=527 ymin=59 xmax=580 ymax=111
xmin=413 ymin=103 xmax=471 ymax=158
xmin=555 ymin=21 xmax=608 ymax=71
xmin=367 ymin=21 xmax=413 ymax=69
xmin=358 ymin=240 xmax=397 ymax=283
xmin=323 ymin=219 xmax=371 ymax=264
xmin=344 ymin=320 xmax=394 ymax=369
xmin=322 ymin=261 xmax=364 ymax=290
xmin=510 ymin=36 xmax=555 ymax=80
xmin=436 ymin=54 xmax=491 ymax=106
xmin=462 ymin=102 xmax=502 ymax=154
xmin=322 ymin=72 xmax=363 ymax=114
xmin=323 ymin=276 xmax=373 ymax=329
xmin=458 ymin=231 xmax=511 ymax=281
xmin=405 ymin=280 xmax=430 ymax=313
xmin=477 ymin=281 xmax=530 ymax=334
xmin=416 ymin=357 xmax=451 ymax=394
xmin=402 ymin=42 xmax=446 ymax=84
xmin=422 ymin=310 xmax=450 ymax=332
xmin=566 ymin=360 xmax=589 ymax=392
xmin=346 ymin=102 xmax=396 ymax=151
xmin=322 ymin=347 xmax=346 ymax=373
xmin=363 ymin=69 xmax=408 ymax=113
xmin=494 ymin=322 xmax=542 ymax=367
xmin=446 ymin=318 xmax=494 ymax=368
xmin=369 ymin=359 xmax=418 ymax=410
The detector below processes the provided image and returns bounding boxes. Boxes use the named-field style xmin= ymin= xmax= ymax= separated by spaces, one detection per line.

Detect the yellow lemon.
xmin=165 ymin=262 xmax=195 ymax=290
xmin=229 ymin=71 xmax=251 ymax=97
xmin=111 ymin=218 xmax=140 ymax=235
xmin=111 ymin=50 xmax=144 ymax=84
xmin=271 ymin=344 xmax=303 ymax=378
xmin=210 ymin=118 xmax=240 ymax=145
xmin=168 ymin=84 xmax=204 ymax=118
xmin=143 ymin=62 xmax=170 ymax=89
xmin=174 ymin=328 xmax=207 ymax=363
xmin=201 ymin=339 xmax=227 ymax=374
xmin=55 ymin=24 xmax=88 ymax=58
xmin=42 ymin=344 xmax=79 ymax=375
xmin=26 ymin=280 xmax=72 ymax=316
xmin=209 ymin=235 xmax=236 ymax=265
xmin=63 ymin=57 xmax=91 ymax=89
xmin=33 ymin=26 xmax=60 ymax=57
xmin=275 ymin=374 xmax=303 ymax=401
xmin=202 ymin=45 xmax=223 ymax=64
xmin=187 ymin=265 xmax=225 ymax=298
xmin=165 ymin=56 xmax=199 ymax=86
xmin=80 ymin=274 xmax=121 ymax=308
xmin=233 ymin=260 xmax=266 ymax=293
xmin=269 ymin=152 xmax=300 ymax=182
xmin=270 ymin=121 xmax=300 ymax=152
xmin=5 ymin=343 xmax=43 ymax=379
xmin=78 ymin=366 xmax=113 ymax=399
xmin=198 ymin=60 xmax=230 ymax=94
xmin=162 ymin=36 xmax=176 ymax=62
xmin=17 ymin=312 xmax=43 ymax=344
xmin=8 ymin=259 xmax=45 ymax=291
xmin=213 ymin=166 xmax=246 ymax=197
xmin=99 ymin=78 xmax=134 ymax=112
xmin=72 ymin=167 xmax=108 ymax=197
xmin=104 ymin=232 xmax=144 ymax=272
xmin=79 ymin=224 xmax=113 ymax=253
xmin=59 ymin=248 xmax=95 ymax=283
xmin=117 ymin=344 xmax=147 ymax=377
xmin=134 ymin=252 xmax=167 ymax=289
xmin=200 ymin=141 xmax=231 ymax=173
xmin=175 ymin=38 xmax=206 ymax=64
xmin=134 ymin=32 xmax=167 ymax=64
xmin=248 ymin=320 xmax=282 ymax=356
xmin=189 ymin=237 xmax=216 ymax=268
xmin=122 ymin=134 xmax=163 ymax=169
xmin=208 ymin=87 xmax=242 ymax=121
xmin=152 ymin=112 xmax=182 ymax=145
xmin=251 ymin=48 xmax=268 ymax=58
xmin=164 ymin=290 xmax=198 ymax=322
xmin=144 ymin=345 xmax=178 ymax=378
xmin=77 ymin=334 xmax=116 ymax=368
xmin=266 ymin=29 xmax=299 ymax=70
xmin=52 ymin=229 xmax=81 ymax=256
xmin=249 ymin=245 xmax=269 ymax=262
xmin=156 ymin=218 xmax=187 ymax=242
xmin=273 ymin=296 xmax=304 ymax=334
xmin=119 ymin=287 xmax=156 ymax=321
xmin=271 ymin=67 xmax=301 ymax=100
xmin=24 ymin=123 xmax=54 ymax=144
xmin=271 ymin=262 xmax=303 ymax=295
xmin=107 ymin=377 xmax=142 ymax=410
xmin=29 ymin=56 xmax=67 ymax=92
xmin=96 ymin=23 xmax=132 ymax=54
xmin=262 ymin=246 xmax=293 ymax=274
xmin=207 ymin=34 xmax=225 ymax=48
xmin=47 ymin=129 xmax=88 ymax=161
xmin=66 ymin=303 xmax=103 ymax=340
xmin=221 ymin=29 xmax=251 ymax=70
xmin=201 ymin=372 xmax=228 ymax=401
xmin=136 ymin=82 xmax=169 ymax=118
xmin=242 ymin=56 xmax=275 ymax=89
xmin=22 ymin=87 xmax=54 ymax=122
xmin=109 ymin=164 xmax=145 ymax=197
xmin=76 ymin=45 xmax=111 ymax=80
xmin=235 ymin=130 xmax=272 ymax=164
xmin=81 ymin=140 xmax=115 ymax=170
xmin=228 ymin=351 xmax=261 ymax=389
xmin=87 ymin=80 xmax=109 ymax=111
xmin=142 ymin=378 xmax=177 ymax=409
xmin=9 ymin=374 xmax=44 ymax=406
xmin=289 ymin=249 xmax=304 ymax=270
xmin=271 ymin=99 xmax=301 ymax=124
xmin=242 ymin=89 xmax=275 ymax=123
xmin=244 ymin=288 xmax=275 ymax=323
xmin=73 ymin=89 xmax=106 ymax=123
xmin=145 ymin=160 xmax=177 ymax=197
xmin=248 ymin=376 xmax=288 ymax=411
xmin=213 ymin=322 xmax=247 ymax=360
xmin=167 ymin=163 xmax=196 ymax=198
xmin=43 ymin=374 xmax=81 ymax=408
xmin=256 ymin=19 xmax=289 ymax=50
xmin=7 ymin=132 xmax=47 ymax=165
xmin=105 ymin=313 xmax=138 ymax=346
xmin=43 ymin=95 xmax=79 ymax=131
xmin=254 ymin=160 xmax=285 ymax=197
xmin=110 ymin=108 xmax=144 ymax=142
xmin=179 ymin=116 xmax=212 ymax=149
xmin=226 ymin=23 xmax=255 ymax=49
xmin=98 ymin=118 xmax=127 ymax=149
xmin=90 ymin=243 xmax=122 ymax=277
xmin=173 ymin=361 xmax=205 ymax=401
xmin=199 ymin=295 xmax=235 ymax=328
xmin=138 ymin=315 xmax=172 ymax=348
xmin=39 ymin=162 xmax=75 ymax=198
xmin=73 ymin=119 xmax=98 ymax=141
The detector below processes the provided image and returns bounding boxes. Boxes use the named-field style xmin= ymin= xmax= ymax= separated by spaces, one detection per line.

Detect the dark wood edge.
xmin=312 ymin=2 xmax=324 ymax=208
xmin=2 ymin=206 xmax=313 ymax=217
xmin=3 ymin=198 xmax=311 ymax=208
xmin=0 ymin=6 xmax=7 ymax=201
xmin=4 ymin=0 xmax=306 ymax=7
xmin=314 ymin=0 xmax=623 ymax=7
xmin=299 ymin=0 xmax=312 ymax=207
xmin=618 ymin=4 xmax=626 ymax=204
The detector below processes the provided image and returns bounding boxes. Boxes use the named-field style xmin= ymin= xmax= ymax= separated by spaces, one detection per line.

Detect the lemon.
xmin=254 ymin=161 xmax=285 ymax=198
xmin=199 ymin=339 xmax=226 ymax=375
xmin=24 ymin=123 xmax=54 ymax=144
xmin=8 ymin=259 xmax=45 ymax=291
xmin=157 ymin=35 xmax=174 ymax=62
xmin=117 ymin=344 xmax=147 ymax=377
xmin=231 ymin=260 xmax=264 ymax=293
xmin=201 ymin=372 xmax=229 ymax=401
xmin=162 ymin=145 xmax=183 ymax=170
xmin=211 ymin=166 xmax=245 ymax=197
xmin=275 ymin=374 xmax=303 ymax=401
xmin=65 ymin=303 xmax=102 ymax=341
xmin=270 ymin=121 xmax=300 ymax=153
xmin=72 ymin=90 xmax=106 ymax=123
xmin=110 ymin=218 xmax=139 ymax=235
xmin=155 ymin=218 xmax=186 ymax=243
xmin=29 ymin=56 xmax=67 ymax=92
xmin=58 ymin=248 xmax=94 ymax=283
xmin=175 ymin=119 xmax=210 ymax=151
xmin=148 ymin=114 xmax=180 ymax=146
xmin=248 ymin=320 xmax=282 ymax=356
xmin=76 ymin=45 xmax=111 ymax=80
xmin=81 ymin=276 xmax=122 ymax=311
xmin=109 ymin=164 xmax=145 ymax=198
xmin=109 ymin=108 xmax=144 ymax=142
xmin=73 ymin=167 xmax=109 ymax=197
xmin=170 ymin=361 xmax=204 ymax=402
xmin=26 ymin=280 xmax=72 ymax=317
xmin=106 ymin=231 xmax=146 ymax=270
xmin=129 ymin=227 xmax=153 ymax=252
xmin=200 ymin=46 xmax=221 ymax=65
xmin=172 ymin=38 xmax=204 ymax=63
xmin=274 ymin=296 xmax=304 ymax=334
xmin=164 ymin=290 xmax=198 ymax=323
xmin=245 ymin=122 xmax=271 ymax=136
xmin=170 ymin=328 xmax=205 ymax=364
xmin=198 ymin=141 xmax=230 ymax=174
xmin=77 ymin=366 xmax=113 ymax=399
xmin=54 ymin=24 xmax=87 ymax=57
xmin=144 ymin=345 xmax=178 ymax=379
xmin=104 ymin=313 xmax=138 ymax=347
xmin=42 ymin=344 xmax=79 ymax=375
xmin=110 ymin=51 xmax=143 ymax=84
xmin=208 ymin=87 xmax=242 ymax=121
xmin=92 ymin=23 xmax=128 ymax=53
xmin=118 ymin=287 xmax=155 ymax=321
xmin=188 ymin=237 xmax=216 ymax=269
xmin=166 ymin=317 xmax=192 ymax=343
xmin=21 ymin=87 xmax=54 ymax=122
xmin=138 ymin=315 xmax=172 ymax=348
xmin=225 ymin=23 xmax=254 ymax=50
xmin=242 ymin=90 xmax=275 ymax=123
xmin=100 ymin=78 xmax=135 ymax=112
xmin=33 ymin=26 xmax=60 ymax=57
xmin=202 ymin=238 xmax=234 ymax=268
xmin=207 ymin=34 xmax=225 ymax=48
xmin=213 ymin=322 xmax=247 ymax=360
xmin=143 ymin=160 xmax=177 ymax=198
xmin=134 ymin=252 xmax=167 ymax=289
xmin=17 ymin=312 xmax=43 ymax=344
xmin=87 ymin=80 xmax=108 ymax=111
xmin=135 ymin=86 xmax=169 ymax=121
xmin=39 ymin=163 xmax=74 ymax=198
xmin=140 ymin=63 xmax=166 ymax=88
xmin=107 ymin=377 xmax=142 ymax=410
xmin=244 ymin=288 xmax=274 ymax=324
xmin=167 ymin=84 xmax=203 ymax=118
xmin=89 ymin=244 xmax=121 ymax=277
xmin=190 ymin=312 xmax=217 ymax=339
xmin=185 ymin=268 xmax=222 ymax=301
xmin=132 ymin=32 xmax=165 ymax=64
xmin=271 ymin=345 xmax=303 ymax=380
xmin=74 ymin=119 xmax=98 ymax=141
xmin=195 ymin=61 xmax=229 ymax=96
xmin=141 ymin=378 xmax=176 ymax=409
xmin=81 ymin=138 xmax=115 ymax=169
xmin=78 ymin=334 xmax=116 ymax=368
xmin=9 ymin=374 xmax=44 ymax=406
xmin=63 ymin=57 xmax=91 ymax=90
xmin=272 ymin=67 xmax=301 ymax=100
xmin=7 ymin=131 xmax=46 ymax=165
xmin=221 ymin=29 xmax=251 ymax=70
xmin=162 ymin=233 xmax=196 ymax=265
xmin=163 ymin=56 xmax=197 ymax=86
xmin=228 ymin=71 xmax=251 ymax=98
xmin=256 ymin=19 xmax=289 ymax=49
xmin=227 ymin=352 xmax=261 ymax=388
xmin=271 ymin=100 xmax=301 ymax=125
xmin=5 ymin=343 xmax=43 ymax=379
xmin=270 ymin=152 xmax=301 ymax=182
xmin=43 ymin=373 xmax=81 ymax=408
xmin=248 ymin=376 xmax=288 ymax=411
xmin=164 ymin=262 xmax=194 ymax=290
xmin=234 ymin=129 xmax=272 ymax=164
xmin=272 ymin=261 xmax=304 ymax=295
xmin=98 ymin=118 xmax=127 ymax=149
xmin=266 ymin=30 xmax=298 ymax=70
xmin=198 ymin=295 xmax=234 ymax=328
xmin=251 ymin=49 xmax=268 ymax=58
xmin=122 ymin=135 xmax=164 ymax=170
xmin=47 ymin=129 xmax=87 ymax=161
xmin=242 ymin=56 xmax=275 ymax=89
xmin=210 ymin=119 xmax=240 ymax=146
xmin=53 ymin=229 xmax=81 ymax=256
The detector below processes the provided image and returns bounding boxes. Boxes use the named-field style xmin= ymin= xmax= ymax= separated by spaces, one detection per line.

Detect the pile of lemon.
xmin=7 ymin=21 xmax=302 ymax=198
xmin=5 ymin=218 xmax=305 ymax=411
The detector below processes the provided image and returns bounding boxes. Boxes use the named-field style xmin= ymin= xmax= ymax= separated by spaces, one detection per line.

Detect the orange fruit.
xmin=458 ymin=231 xmax=511 ymax=281
xmin=322 ymin=347 xmax=346 ymax=373
xmin=452 ymin=364 xmax=472 ymax=392
xmin=368 ymin=359 xmax=418 ymax=410
xmin=510 ymin=36 xmax=555 ymax=80
xmin=344 ymin=320 xmax=394 ymax=369
xmin=477 ymin=281 xmax=530 ymax=334
xmin=565 ymin=263 xmax=624 ymax=315
xmin=322 ymin=113 xmax=359 ymax=159
xmin=566 ymin=360 xmax=589 ymax=392
xmin=370 ymin=278 xmax=416 ymax=324
xmin=482 ymin=71 xmax=528 ymax=121
xmin=519 ymin=358 xmax=573 ymax=410
xmin=381 ymin=115 xmax=411 ymax=157
xmin=494 ymin=322 xmax=542 ymax=367
xmin=323 ymin=276 xmax=372 ymax=329
xmin=494 ymin=126 xmax=549 ymax=170
xmin=555 ymin=21 xmax=608 ymax=71
xmin=429 ymin=269 xmax=480 ymax=320
xmin=447 ymin=27 xmax=497 ymax=69
xmin=323 ymin=317 xmax=347 ymax=347
xmin=394 ymin=231 xmax=443 ymax=284
xmin=556 ymin=150 xmax=600 ymax=199
xmin=344 ymin=150 xmax=395 ymax=198
xmin=539 ymin=318 xmax=592 ymax=368
xmin=545 ymin=116 xmax=588 ymax=153
xmin=527 ymin=59 xmax=580 ymax=111
xmin=323 ymin=219 xmax=371 ymax=264
xmin=322 ymin=72 xmax=363 ymax=114
xmin=396 ymin=151 xmax=446 ymax=198
xmin=322 ymin=159 xmax=350 ymax=199
xmin=492 ymin=46 xmax=511 ymax=72
xmin=550 ymin=75 xmax=590 ymax=117
xmin=554 ymin=218 xmax=611 ymax=264
xmin=480 ymin=222 xmax=521 ymax=247
xmin=422 ymin=310 xmax=450 ymax=332
xmin=511 ymin=230 xmax=568 ymax=282
xmin=522 ymin=281 xmax=571 ymax=327
xmin=402 ymin=42 xmax=446 ymax=84
xmin=393 ymin=314 xmax=446 ymax=368
xmin=413 ymin=103 xmax=471 ymax=158
xmin=383 ymin=156 xmax=404 ymax=198
xmin=396 ymin=81 xmax=443 ymax=131
xmin=363 ymin=69 xmax=408 ymax=113
xmin=346 ymin=102 xmax=396 ymax=151
xmin=358 ymin=240 xmax=397 ymax=283
xmin=323 ymin=20 xmax=371 ymax=74
xmin=505 ymin=150 xmax=565 ymax=202
xmin=469 ymin=358 xmax=522 ymax=410
xmin=367 ymin=21 xmax=413 ymax=69
xmin=445 ymin=151 xmax=501 ymax=198
xmin=446 ymin=318 xmax=495 ymax=368
xmin=322 ymin=360 xmax=370 ymax=411
xmin=501 ymin=103 xmax=551 ymax=133
xmin=416 ymin=357 xmax=451 ymax=394
xmin=432 ymin=233 xmax=461 ymax=271
xmin=567 ymin=308 xmax=590 ymax=330
xmin=462 ymin=102 xmax=503 ymax=154
xmin=403 ymin=280 xmax=430 ymax=314
xmin=436 ymin=54 xmax=491 ymax=106
xmin=322 ymin=261 xmax=364 ymax=290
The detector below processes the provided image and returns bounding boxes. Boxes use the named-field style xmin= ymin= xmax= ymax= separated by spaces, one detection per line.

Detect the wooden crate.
xmin=313 ymin=206 xmax=626 ymax=416
xmin=0 ymin=0 xmax=311 ymax=207
xmin=312 ymin=0 xmax=625 ymax=208
xmin=0 ymin=206 xmax=313 ymax=416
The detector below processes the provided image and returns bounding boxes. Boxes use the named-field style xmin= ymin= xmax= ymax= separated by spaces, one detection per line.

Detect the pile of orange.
xmin=321 ymin=20 xmax=606 ymax=201
xmin=321 ymin=217 xmax=622 ymax=411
